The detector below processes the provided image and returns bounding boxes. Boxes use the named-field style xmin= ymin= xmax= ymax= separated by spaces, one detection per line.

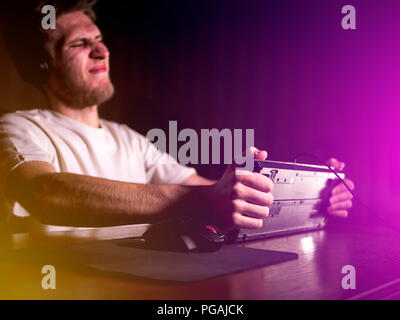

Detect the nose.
xmin=89 ymin=41 xmax=109 ymax=60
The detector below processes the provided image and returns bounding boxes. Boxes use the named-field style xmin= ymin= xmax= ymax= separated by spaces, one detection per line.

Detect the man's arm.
xmin=4 ymin=161 xmax=207 ymax=227
xmin=5 ymin=160 xmax=273 ymax=230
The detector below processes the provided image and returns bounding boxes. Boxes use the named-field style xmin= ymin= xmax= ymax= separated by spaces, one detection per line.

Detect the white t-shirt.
xmin=0 ymin=109 xmax=196 ymax=234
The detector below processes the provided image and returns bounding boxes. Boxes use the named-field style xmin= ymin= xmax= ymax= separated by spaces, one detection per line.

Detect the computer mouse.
xmin=142 ymin=219 xmax=225 ymax=252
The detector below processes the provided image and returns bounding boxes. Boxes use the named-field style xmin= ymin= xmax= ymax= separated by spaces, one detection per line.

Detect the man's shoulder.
xmin=0 ymin=109 xmax=58 ymax=142
xmin=0 ymin=108 xmax=48 ymax=123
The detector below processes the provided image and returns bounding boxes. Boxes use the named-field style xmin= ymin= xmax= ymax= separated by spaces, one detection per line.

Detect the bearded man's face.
xmin=44 ymin=10 xmax=114 ymax=108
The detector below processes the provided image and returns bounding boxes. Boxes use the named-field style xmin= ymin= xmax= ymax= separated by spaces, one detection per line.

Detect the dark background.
xmin=1 ymin=0 xmax=399 ymax=226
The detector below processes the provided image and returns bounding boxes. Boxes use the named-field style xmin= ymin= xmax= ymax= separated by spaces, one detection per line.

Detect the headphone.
xmin=36 ymin=50 xmax=52 ymax=87
xmin=39 ymin=61 xmax=49 ymax=72
xmin=3 ymin=4 xmax=57 ymax=89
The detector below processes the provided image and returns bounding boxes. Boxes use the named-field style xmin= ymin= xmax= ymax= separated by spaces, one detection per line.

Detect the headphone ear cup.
xmin=39 ymin=61 xmax=49 ymax=71
xmin=38 ymin=52 xmax=51 ymax=85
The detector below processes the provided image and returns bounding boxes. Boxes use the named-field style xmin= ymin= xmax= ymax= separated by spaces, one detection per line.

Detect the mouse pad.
xmin=2 ymin=238 xmax=299 ymax=283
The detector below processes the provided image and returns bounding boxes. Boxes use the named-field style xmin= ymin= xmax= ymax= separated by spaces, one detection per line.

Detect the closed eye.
xmin=70 ymin=39 xmax=103 ymax=48
xmin=67 ymin=34 xmax=104 ymax=50
xmin=70 ymin=39 xmax=88 ymax=48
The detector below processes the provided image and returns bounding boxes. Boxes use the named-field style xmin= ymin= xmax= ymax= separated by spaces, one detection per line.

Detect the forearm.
xmin=12 ymin=172 xmax=209 ymax=227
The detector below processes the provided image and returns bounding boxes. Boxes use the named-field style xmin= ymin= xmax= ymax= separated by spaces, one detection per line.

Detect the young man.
xmin=0 ymin=1 xmax=354 ymax=234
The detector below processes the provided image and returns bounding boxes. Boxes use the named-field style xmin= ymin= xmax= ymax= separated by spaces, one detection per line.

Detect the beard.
xmin=50 ymin=65 xmax=115 ymax=109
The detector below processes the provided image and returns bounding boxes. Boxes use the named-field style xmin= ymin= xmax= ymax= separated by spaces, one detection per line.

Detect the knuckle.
xmin=265 ymin=177 xmax=273 ymax=192
xmin=348 ymin=192 xmax=353 ymax=200
xmin=232 ymin=199 xmax=243 ymax=212
xmin=347 ymin=200 xmax=353 ymax=209
xmin=345 ymin=179 xmax=355 ymax=189
xmin=232 ymin=183 xmax=243 ymax=199
xmin=332 ymin=185 xmax=340 ymax=194
xmin=231 ymin=187 xmax=239 ymax=199
xmin=232 ymin=212 xmax=241 ymax=226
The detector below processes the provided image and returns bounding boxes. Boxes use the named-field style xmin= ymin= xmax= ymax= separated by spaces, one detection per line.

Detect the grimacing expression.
xmin=44 ymin=11 xmax=114 ymax=108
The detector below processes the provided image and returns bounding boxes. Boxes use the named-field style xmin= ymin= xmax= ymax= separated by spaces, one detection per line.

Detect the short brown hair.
xmin=4 ymin=0 xmax=98 ymax=89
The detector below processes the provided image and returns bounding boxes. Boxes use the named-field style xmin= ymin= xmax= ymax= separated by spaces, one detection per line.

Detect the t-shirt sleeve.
xmin=128 ymin=127 xmax=197 ymax=184
xmin=0 ymin=113 xmax=56 ymax=193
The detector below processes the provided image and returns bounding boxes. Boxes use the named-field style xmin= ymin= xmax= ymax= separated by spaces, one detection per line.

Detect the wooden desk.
xmin=1 ymin=220 xmax=400 ymax=300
